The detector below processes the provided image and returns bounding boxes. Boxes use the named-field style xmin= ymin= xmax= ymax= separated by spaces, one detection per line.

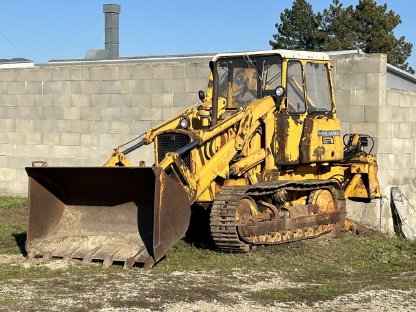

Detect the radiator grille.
xmin=157 ymin=133 xmax=191 ymax=168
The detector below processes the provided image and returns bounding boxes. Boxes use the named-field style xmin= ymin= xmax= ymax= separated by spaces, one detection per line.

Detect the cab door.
xmin=275 ymin=60 xmax=307 ymax=165
xmin=274 ymin=60 xmax=343 ymax=166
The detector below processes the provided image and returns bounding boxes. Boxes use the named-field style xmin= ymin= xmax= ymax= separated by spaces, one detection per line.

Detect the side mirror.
xmin=198 ymin=90 xmax=206 ymax=101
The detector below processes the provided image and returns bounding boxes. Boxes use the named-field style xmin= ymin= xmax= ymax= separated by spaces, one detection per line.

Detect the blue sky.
xmin=0 ymin=0 xmax=415 ymax=68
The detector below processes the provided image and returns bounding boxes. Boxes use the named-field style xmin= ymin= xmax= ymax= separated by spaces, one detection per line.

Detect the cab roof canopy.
xmin=212 ymin=49 xmax=330 ymax=62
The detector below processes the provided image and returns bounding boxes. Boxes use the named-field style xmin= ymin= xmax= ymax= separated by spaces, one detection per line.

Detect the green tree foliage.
xmin=321 ymin=0 xmax=357 ymax=51
xmin=269 ymin=0 xmax=323 ymax=51
xmin=270 ymin=0 xmax=414 ymax=73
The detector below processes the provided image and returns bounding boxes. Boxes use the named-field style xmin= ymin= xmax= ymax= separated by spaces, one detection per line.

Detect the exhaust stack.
xmin=103 ymin=4 xmax=120 ymax=59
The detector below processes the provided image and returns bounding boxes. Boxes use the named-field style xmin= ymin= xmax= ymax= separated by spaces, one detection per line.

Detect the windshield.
xmin=216 ymin=55 xmax=282 ymax=108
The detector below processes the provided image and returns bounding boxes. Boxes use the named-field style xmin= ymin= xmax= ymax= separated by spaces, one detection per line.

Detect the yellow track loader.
xmin=25 ymin=50 xmax=381 ymax=268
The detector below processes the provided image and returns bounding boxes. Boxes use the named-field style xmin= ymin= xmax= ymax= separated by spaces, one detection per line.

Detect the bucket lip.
xmin=25 ymin=166 xmax=157 ymax=174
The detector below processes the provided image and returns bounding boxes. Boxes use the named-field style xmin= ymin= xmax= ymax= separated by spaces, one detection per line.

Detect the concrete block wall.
xmin=0 ymin=61 xmax=210 ymax=195
xmin=332 ymin=53 xmax=416 ymax=234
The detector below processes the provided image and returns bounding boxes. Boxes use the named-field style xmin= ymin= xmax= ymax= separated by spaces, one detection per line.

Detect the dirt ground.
xmin=1 ymin=254 xmax=415 ymax=312
xmin=0 ymin=203 xmax=415 ymax=311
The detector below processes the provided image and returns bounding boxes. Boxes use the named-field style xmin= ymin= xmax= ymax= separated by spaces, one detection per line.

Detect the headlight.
xmin=179 ymin=116 xmax=190 ymax=129
xmin=275 ymin=86 xmax=285 ymax=97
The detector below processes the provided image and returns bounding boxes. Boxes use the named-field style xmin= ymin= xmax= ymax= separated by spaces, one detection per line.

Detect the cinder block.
xmin=350 ymin=54 xmax=386 ymax=74
xmin=377 ymin=138 xmax=393 ymax=153
xmin=0 ymin=155 xmax=7 ymax=167
xmin=51 ymin=67 xmax=71 ymax=80
xmin=185 ymin=79 xmax=197 ymax=93
xmin=337 ymin=73 xmax=366 ymax=90
xmin=110 ymin=66 xmax=131 ymax=80
xmin=42 ymin=132 xmax=61 ymax=145
xmin=131 ymin=94 xmax=152 ymax=107
xmin=90 ymin=66 xmax=111 ymax=80
xmin=25 ymin=81 xmax=42 ymax=95
xmin=392 ymin=107 xmax=411 ymax=123
xmin=70 ymin=67 xmax=83 ymax=80
xmin=33 ymin=119 xmax=55 ymax=133
xmin=399 ymin=92 xmax=412 ymax=108
xmin=386 ymin=89 xmax=400 ymax=107
xmin=365 ymin=73 xmax=386 ymax=90
xmin=80 ymin=133 xmax=100 ymax=147
xmin=54 ymin=120 xmax=72 ymax=133
xmin=71 ymin=81 xmax=81 ymax=94
xmin=8 ymin=82 xmax=26 ymax=94
xmin=331 ymin=74 xmax=343 ymax=89
xmin=141 ymin=79 xmax=163 ymax=93
xmin=378 ymin=122 xmax=392 ymax=138
xmin=68 ymin=120 xmax=90 ymax=133
xmin=379 ymin=106 xmax=394 ymax=122
xmin=364 ymin=105 xmax=379 ymax=122
xmin=398 ymin=123 xmax=412 ymax=139
xmin=62 ymin=107 xmax=80 ymax=120
xmin=0 ymin=82 xmax=7 ymax=93
xmin=14 ymin=69 xmax=34 ymax=82
xmin=61 ymin=133 xmax=80 ymax=146
xmin=350 ymin=121 xmax=377 ymax=137
xmin=110 ymin=120 xmax=130 ymax=134
xmin=80 ymin=81 xmax=100 ymax=94
xmin=153 ymin=65 xmax=174 ymax=79
xmin=120 ymin=107 xmax=141 ymax=120
xmin=131 ymin=65 xmax=152 ymax=79
xmin=163 ymin=79 xmax=185 ymax=93
xmin=120 ymin=80 xmax=131 ymax=94
xmin=16 ymin=120 xmax=34 ymax=132
xmin=52 ymin=94 xmax=71 ymax=107
xmin=196 ymin=64 xmax=209 ymax=78
xmin=99 ymin=133 xmax=122 ymax=147
xmin=25 ymin=132 xmax=42 ymax=144
xmin=196 ymin=78 xmax=209 ymax=91
xmin=5 ymin=132 xmax=25 ymax=144
xmin=152 ymin=94 xmax=173 ymax=107
xmin=31 ymin=68 xmax=53 ymax=81
xmin=0 ymin=95 xmax=17 ymax=107
xmin=101 ymin=107 xmax=121 ymax=120
xmin=185 ymin=64 xmax=197 ymax=78
xmin=333 ymin=58 xmax=351 ymax=74
xmin=173 ymin=65 xmax=185 ymax=78
xmin=100 ymin=80 xmax=121 ymax=94
xmin=173 ymin=92 xmax=197 ymax=107
xmin=72 ymin=94 xmax=91 ymax=107
xmin=16 ymin=95 xmax=35 ymax=107
xmin=43 ymin=81 xmax=71 ymax=94
xmin=109 ymin=94 xmax=131 ymax=107
xmin=92 ymin=94 xmax=111 ymax=107
xmin=0 ymin=119 xmax=16 ymax=132
xmin=402 ymin=138 xmax=413 ymax=153
xmin=80 ymin=107 xmax=101 ymax=120
xmin=130 ymin=120 xmax=152 ymax=135
xmin=130 ymin=80 xmax=142 ymax=93
xmin=89 ymin=120 xmax=111 ymax=134
xmin=140 ymin=107 xmax=163 ymax=121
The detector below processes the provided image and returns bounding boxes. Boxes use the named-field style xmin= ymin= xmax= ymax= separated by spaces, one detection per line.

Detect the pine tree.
xmin=269 ymin=0 xmax=323 ymax=51
xmin=353 ymin=0 xmax=413 ymax=73
xmin=270 ymin=0 xmax=414 ymax=73
xmin=321 ymin=0 xmax=357 ymax=51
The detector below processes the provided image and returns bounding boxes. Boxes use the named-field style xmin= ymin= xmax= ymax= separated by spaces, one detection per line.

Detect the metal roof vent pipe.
xmin=103 ymin=4 xmax=120 ymax=59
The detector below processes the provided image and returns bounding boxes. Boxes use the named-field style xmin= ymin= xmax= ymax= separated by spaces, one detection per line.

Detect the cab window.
xmin=304 ymin=62 xmax=332 ymax=112
xmin=286 ymin=61 xmax=305 ymax=114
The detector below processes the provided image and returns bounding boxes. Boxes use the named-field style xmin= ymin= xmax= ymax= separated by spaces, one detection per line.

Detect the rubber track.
xmin=210 ymin=180 xmax=346 ymax=252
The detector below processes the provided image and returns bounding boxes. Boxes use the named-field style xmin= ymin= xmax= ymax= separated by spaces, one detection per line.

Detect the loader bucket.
xmin=25 ymin=166 xmax=191 ymax=268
